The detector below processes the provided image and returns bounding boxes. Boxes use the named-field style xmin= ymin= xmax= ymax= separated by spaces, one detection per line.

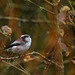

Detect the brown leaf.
xmin=57 ymin=12 xmax=66 ymax=24
xmin=60 ymin=6 xmax=70 ymax=12
xmin=1 ymin=25 xmax=12 ymax=36
xmin=57 ymin=6 xmax=71 ymax=24
xmin=23 ymin=55 xmax=39 ymax=62
xmin=59 ymin=29 xmax=64 ymax=37
xmin=59 ymin=42 xmax=70 ymax=56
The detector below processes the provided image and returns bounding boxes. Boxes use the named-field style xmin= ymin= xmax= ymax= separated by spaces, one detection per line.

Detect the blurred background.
xmin=0 ymin=0 xmax=75 ymax=75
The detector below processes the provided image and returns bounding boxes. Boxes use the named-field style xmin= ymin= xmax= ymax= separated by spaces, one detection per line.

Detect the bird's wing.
xmin=4 ymin=43 xmax=23 ymax=49
xmin=4 ymin=38 xmax=24 ymax=50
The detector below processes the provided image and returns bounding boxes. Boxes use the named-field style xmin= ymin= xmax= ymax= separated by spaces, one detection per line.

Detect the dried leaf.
xmin=59 ymin=42 xmax=70 ymax=56
xmin=60 ymin=6 xmax=70 ymax=12
xmin=57 ymin=12 xmax=66 ymax=24
xmin=59 ymin=29 xmax=64 ymax=37
xmin=23 ymin=55 xmax=39 ymax=62
xmin=1 ymin=25 xmax=12 ymax=36
xmin=57 ymin=6 xmax=71 ymax=24
xmin=72 ymin=56 xmax=75 ymax=64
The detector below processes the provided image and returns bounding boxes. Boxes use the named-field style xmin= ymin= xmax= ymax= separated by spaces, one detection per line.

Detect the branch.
xmin=27 ymin=51 xmax=63 ymax=69
xmin=2 ymin=60 xmax=31 ymax=75
xmin=0 ymin=51 xmax=63 ymax=69
xmin=0 ymin=16 xmax=50 ymax=23
xmin=0 ymin=55 xmax=19 ymax=60
xmin=45 ymin=0 xmax=60 ymax=6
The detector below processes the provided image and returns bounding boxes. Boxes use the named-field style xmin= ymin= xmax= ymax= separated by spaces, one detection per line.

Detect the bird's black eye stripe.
xmin=21 ymin=35 xmax=29 ymax=41
xmin=24 ymin=36 xmax=28 ymax=38
xmin=24 ymin=35 xmax=29 ymax=38
xmin=21 ymin=34 xmax=30 ymax=38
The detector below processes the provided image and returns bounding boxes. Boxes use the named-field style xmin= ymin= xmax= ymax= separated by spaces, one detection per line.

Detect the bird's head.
xmin=21 ymin=34 xmax=31 ymax=43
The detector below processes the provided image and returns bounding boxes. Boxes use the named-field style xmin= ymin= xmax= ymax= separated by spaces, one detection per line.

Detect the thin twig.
xmin=0 ymin=56 xmax=19 ymax=60
xmin=0 ymin=16 xmax=50 ymax=23
xmin=24 ymin=0 xmax=56 ymax=14
xmin=0 ymin=51 xmax=62 ymax=68
xmin=45 ymin=0 xmax=60 ymax=6
xmin=2 ymin=60 xmax=31 ymax=75
xmin=26 ymin=51 xmax=63 ymax=69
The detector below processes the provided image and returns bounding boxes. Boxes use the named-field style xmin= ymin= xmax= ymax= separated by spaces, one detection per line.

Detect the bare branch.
xmin=45 ymin=0 xmax=60 ymax=6
xmin=0 ymin=16 xmax=50 ymax=23
xmin=0 ymin=51 xmax=63 ymax=69
xmin=2 ymin=60 xmax=31 ymax=75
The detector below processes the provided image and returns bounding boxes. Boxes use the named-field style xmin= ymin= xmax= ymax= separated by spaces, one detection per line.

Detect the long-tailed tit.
xmin=4 ymin=34 xmax=31 ymax=54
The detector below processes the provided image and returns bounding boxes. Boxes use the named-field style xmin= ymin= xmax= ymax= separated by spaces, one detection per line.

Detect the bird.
xmin=4 ymin=34 xmax=32 ymax=54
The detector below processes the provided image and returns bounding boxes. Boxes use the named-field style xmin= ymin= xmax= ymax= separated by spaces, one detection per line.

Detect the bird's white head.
xmin=21 ymin=34 xmax=31 ymax=44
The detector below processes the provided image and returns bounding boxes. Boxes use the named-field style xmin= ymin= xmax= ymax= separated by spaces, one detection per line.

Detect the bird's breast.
xmin=11 ymin=43 xmax=31 ymax=54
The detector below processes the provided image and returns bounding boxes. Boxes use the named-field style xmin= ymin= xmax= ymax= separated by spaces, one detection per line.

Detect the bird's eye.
xmin=24 ymin=36 xmax=27 ymax=38
xmin=24 ymin=36 xmax=29 ymax=38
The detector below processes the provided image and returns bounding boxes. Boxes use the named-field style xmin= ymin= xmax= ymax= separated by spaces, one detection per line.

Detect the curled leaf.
xmin=57 ymin=6 xmax=71 ymax=24
xmin=57 ymin=12 xmax=66 ymax=24
xmin=72 ymin=56 xmax=75 ymax=64
xmin=1 ymin=25 xmax=12 ymax=36
xmin=59 ymin=42 xmax=70 ymax=56
xmin=23 ymin=55 xmax=39 ymax=62
xmin=59 ymin=29 xmax=64 ymax=37
xmin=60 ymin=6 xmax=70 ymax=12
